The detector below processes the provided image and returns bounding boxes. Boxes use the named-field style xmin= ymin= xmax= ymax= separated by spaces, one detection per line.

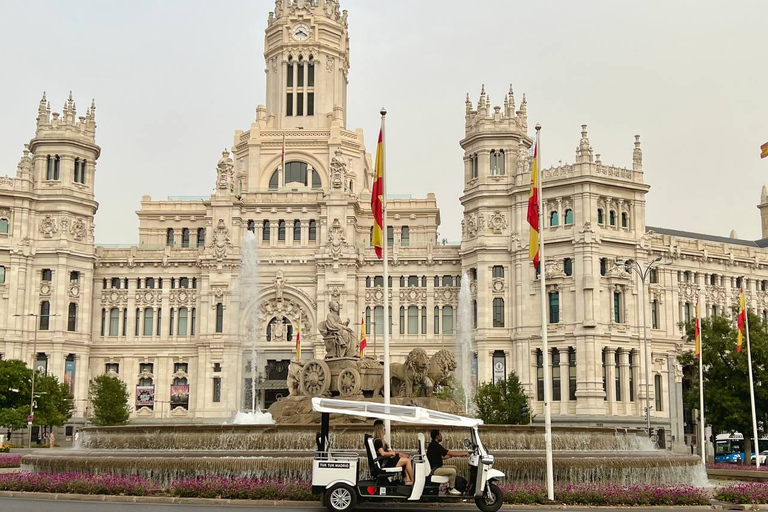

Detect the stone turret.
xmin=758 ymin=185 xmax=768 ymax=239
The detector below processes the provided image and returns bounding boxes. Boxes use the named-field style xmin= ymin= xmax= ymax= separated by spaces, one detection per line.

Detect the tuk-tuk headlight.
xmin=481 ymin=455 xmax=494 ymax=465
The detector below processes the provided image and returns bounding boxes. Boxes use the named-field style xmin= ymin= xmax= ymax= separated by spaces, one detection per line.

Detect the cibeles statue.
xmin=319 ymin=300 xmax=358 ymax=358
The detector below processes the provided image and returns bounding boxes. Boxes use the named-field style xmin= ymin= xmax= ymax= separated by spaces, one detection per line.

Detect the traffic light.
xmin=519 ymin=402 xmax=529 ymax=424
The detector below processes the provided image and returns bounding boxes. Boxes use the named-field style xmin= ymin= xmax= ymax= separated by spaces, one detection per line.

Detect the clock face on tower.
xmin=292 ymin=23 xmax=310 ymax=41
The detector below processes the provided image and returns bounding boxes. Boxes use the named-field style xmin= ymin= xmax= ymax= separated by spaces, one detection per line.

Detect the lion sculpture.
xmin=428 ymin=349 xmax=457 ymax=393
xmin=390 ymin=348 xmax=433 ymax=397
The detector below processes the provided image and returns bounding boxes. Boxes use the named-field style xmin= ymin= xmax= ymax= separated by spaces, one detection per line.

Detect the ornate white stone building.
xmin=2 ymin=0 xmax=766 ymax=447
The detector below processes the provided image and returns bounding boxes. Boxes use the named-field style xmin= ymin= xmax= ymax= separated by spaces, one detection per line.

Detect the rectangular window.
xmin=651 ymin=300 xmax=659 ymax=329
xmin=649 ymin=268 xmax=658 ymax=284
xmin=493 ymin=298 xmax=504 ymax=327
xmin=629 ymin=351 xmax=635 ymax=402
xmin=614 ymin=350 xmax=622 ymax=402
xmin=297 ymin=93 xmax=304 ymax=116
xmin=170 ymin=308 xmax=175 ymax=336
xmin=42 ymin=269 xmax=52 ymax=281
xmin=442 ymin=306 xmax=454 ymax=334
xmin=144 ymin=309 xmax=154 ymax=336
xmin=552 ymin=350 xmax=561 ymax=402
xmin=408 ymin=306 xmax=419 ymax=334
xmin=309 ymin=220 xmax=317 ymax=241
xmin=307 ymin=93 xmax=314 ymax=116
xmin=399 ymin=307 xmax=405 ymax=335
xmin=536 ymin=350 xmax=544 ymax=401
xmin=421 ymin=307 xmax=426 ymax=335
xmin=122 ymin=309 xmax=128 ymax=336
xmin=191 ymin=308 xmax=196 ymax=336
xmin=109 ymin=308 xmax=119 ymax=336
xmin=492 ymin=266 xmax=504 ymax=279
xmin=105 ymin=363 xmax=119 ymax=375
xmin=101 ymin=308 xmax=106 ymax=336
xmin=654 ymin=374 xmax=663 ymax=411
xmin=278 ymin=220 xmax=286 ymax=241
xmin=374 ymin=306 xmax=384 ymax=335
xmin=568 ymin=348 xmax=577 ymax=401
xmin=602 ymin=349 xmax=607 ymax=400
xmin=613 ymin=292 xmax=622 ymax=323
xmin=135 ymin=308 xmax=140 ymax=336
xmin=216 ymin=303 xmax=224 ymax=333
xmin=564 ymin=258 xmax=573 ymax=276
xmin=308 ymin=62 xmax=315 ymax=86
xmin=297 ymin=63 xmax=304 ymax=87
xmin=286 ymin=93 xmax=293 ymax=116
xmin=387 ymin=226 xmax=394 ymax=247
xmin=549 ymin=292 xmax=560 ymax=324
xmin=287 ymin=63 xmax=294 ymax=87
xmin=68 ymin=303 xmax=77 ymax=332
xmin=213 ymin=377 xmax=222 ymax=403
xmin=157 ymin=308 xmax=162 ymax=336
xmin=684 ymin=302 xmax=692 ymax=325
xmin=293 ymin=220 xmax=301 ymax=241
xmin=0 ymin=266 xmax=5 ymax=284
xmin=433 ymin=306 xmax=439 ymax=335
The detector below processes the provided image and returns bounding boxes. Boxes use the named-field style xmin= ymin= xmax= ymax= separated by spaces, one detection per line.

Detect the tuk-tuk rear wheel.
xmin=326 ymin=483 xmax=357 ymax=512
xmin=474 ymin=482 xmax=503 ymax=512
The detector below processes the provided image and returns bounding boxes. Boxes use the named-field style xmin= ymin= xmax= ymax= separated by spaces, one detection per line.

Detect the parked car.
xmin=751 ymin=450 xmax=768 ymax=465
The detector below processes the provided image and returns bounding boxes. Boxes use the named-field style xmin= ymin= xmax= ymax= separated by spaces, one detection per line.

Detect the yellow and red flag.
xmin=295 ymin=316 xmax=301 ymax=360
xmin=762 ymin=141 xmax=768 ymax=159
xmin=371 ymin=129 xmax=384 ymax=259
xmin=737 ymin=288 xmax=746 ymax=353
xmin=527 ymin=140 xmax=540 ymax=269
xmin=360 ymin=316 xmax=367 ymax=356
xmin=694 ymin=296 xmax=702 ymax=359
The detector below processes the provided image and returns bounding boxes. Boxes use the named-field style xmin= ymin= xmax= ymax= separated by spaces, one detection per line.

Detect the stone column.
xmin=619 ymin=348 xmax=630 ymax=415
xmin=605 ymin=347 xmax=616 ymax=416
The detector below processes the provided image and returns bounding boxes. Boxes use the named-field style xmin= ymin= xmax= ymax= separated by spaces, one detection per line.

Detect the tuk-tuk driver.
xmin=427 ymin=429 xmax=468 ymax=495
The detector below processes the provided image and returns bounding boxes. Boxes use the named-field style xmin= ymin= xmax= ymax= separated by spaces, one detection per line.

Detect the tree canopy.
xmin=89 ymin=374 xmax=131 ymax=426
xmin=0 ymin=359 xmax=73 ymax=430
xmin=475 ymin=371 xmax=530 ymax=425
xmin=679 ymin=312 xmax=768 ymax=460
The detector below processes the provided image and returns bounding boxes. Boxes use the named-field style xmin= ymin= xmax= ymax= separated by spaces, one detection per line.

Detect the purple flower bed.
xmin=0 ymin=473 xmax=158 ymax=496
xmin=716 ymin=483 xmax=768 ymax=504
xmin=0 ymin=455 xmax=22 ymax=468
xmin=500 ymin=483 xmax=710 ymax=506
xmin=169 ymin=477 xmax=314 ymax=501
xmin=708 ymin=462 xmax=768 ymax=471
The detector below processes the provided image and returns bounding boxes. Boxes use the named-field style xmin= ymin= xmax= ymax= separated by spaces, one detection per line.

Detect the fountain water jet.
xmin=236 ymin=231 xmax=274 ymax=424
xmin=456 ymin=273 xmax=475 ymax=413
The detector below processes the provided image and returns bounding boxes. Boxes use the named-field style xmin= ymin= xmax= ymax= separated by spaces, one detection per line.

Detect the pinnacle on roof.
xmin=477 ymin=84 xmax=486 ymax=111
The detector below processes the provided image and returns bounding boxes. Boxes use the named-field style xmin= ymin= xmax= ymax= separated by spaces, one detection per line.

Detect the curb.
xmin=0 ymin=491 xmax=319 ymax=507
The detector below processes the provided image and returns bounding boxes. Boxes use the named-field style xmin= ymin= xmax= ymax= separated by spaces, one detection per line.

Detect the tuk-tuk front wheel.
xmin=475 ymin=482 xmax=503 ymax=512
xmin=326 ymin=483 xmax=357 ymax=512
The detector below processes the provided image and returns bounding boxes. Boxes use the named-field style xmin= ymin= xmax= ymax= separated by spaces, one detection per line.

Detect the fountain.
xmin=456 ymin=273 xmax=475 ymax=413
xmin=234 ymin=230 xmax=274 ymax=425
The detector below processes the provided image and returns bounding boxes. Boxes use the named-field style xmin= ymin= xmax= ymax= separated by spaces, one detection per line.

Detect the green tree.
xmin=89 ymin=374 xmax=131 ymax=426
xmin=34 ymin=374 xmax=74 ymax=427
xmin=475 ymin=371 xmax=530 ymax=425
xmin=679 ymin=312 xmax=768 ymax=464
xmin=0 ymin=360 xmax=32 ymax=430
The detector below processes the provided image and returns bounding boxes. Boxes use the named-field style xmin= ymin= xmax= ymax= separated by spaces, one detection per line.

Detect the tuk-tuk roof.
xmin=311 ymin=397 xmax=483 ymax=427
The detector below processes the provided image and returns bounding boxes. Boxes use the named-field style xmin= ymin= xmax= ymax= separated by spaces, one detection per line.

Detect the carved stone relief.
xmin=487 ymin=210 xmax=507 ymax=234
xmin=40 ymin=215 xmax=58 ymax=238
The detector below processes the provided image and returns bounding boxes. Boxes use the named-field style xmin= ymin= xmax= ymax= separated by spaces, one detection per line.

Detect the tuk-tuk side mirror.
xmin=463 ymin=438 xmax=471 ymax=448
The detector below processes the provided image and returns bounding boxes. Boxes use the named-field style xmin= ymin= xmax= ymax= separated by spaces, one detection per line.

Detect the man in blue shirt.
xmin=426 ymin=429 xmax=468 ymax=495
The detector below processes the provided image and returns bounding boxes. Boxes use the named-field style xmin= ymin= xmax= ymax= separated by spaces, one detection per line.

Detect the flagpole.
xmin=744 ymin=284 xmax=760 ymax=468
xmin=696 ymin=297 xmax=705 ymax=464
xmin=535 ymin=124 xmax=555 ymax=501
xmin=381 ymin=108 xmax=392 ymax=440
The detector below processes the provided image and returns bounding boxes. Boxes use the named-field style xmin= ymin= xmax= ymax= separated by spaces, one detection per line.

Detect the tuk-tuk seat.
xmin=417 ymin=433 xmax=449 ymax=484
xmin=365 ymin=434 xmax=403 ymax=478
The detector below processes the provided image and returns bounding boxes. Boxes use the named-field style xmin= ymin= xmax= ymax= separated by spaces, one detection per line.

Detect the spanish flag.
xmin=371 ymin=128 xmax=384 ymax=259
xmin=527 ymin=140 xmax=540 ymax=269
xmin=737 ymin=288 xmax=746 ymax=353
xmin=762 ymin=141 xmax=768 ymax=159
xmin=694 ymin=296 xmax=701 ymax=359
xmin=296 ymin=316 xmax=301 ymax=360
xmin=360 ymin=316 xmax=367 ymax=356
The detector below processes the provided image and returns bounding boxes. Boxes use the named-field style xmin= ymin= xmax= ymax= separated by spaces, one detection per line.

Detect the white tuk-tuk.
xmin=310 ymin=397 xmax=505 ymax=512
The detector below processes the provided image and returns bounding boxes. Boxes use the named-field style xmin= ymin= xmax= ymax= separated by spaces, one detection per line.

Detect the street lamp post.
xmin=14 ymin=311 xmax=58 ymax=449
xmin=616 ymin=256 xmax=670 ymax=438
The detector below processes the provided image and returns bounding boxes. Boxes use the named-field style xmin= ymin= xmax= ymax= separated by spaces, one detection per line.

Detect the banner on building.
xmin=136 ymin=386 xmax=155 ymax=408
xmin=64 ymin=359 xmax=76 ymax=394
xmin=170 ymin=385 xmax=190 ymax=406
xmin=492 ymin=352 xmax=506 ymax=384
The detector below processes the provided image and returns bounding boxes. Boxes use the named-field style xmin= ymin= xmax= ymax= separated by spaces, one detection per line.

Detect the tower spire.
xmin=465 ymin=93 xmax=472 ymax=117
xmin=577 ymin=124 xmax=593 ymax=162
xmin=477 ymin=84 xmax=486 ymax=112
xmin=37 ymin=92 xmax=50 ymax=126
xmin=507 ymin=85 xmax=515 ymax=116
xmin=633 ymin=135 xmax=642 ymax=171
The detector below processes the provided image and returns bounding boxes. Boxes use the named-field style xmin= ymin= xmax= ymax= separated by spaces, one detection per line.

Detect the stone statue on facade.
xmin=216 ymin=150 xmax=235 ymax=193
xmin=319 ymin=300 xmax=357 ymax=358
xmin=274 ymin=270 xmax=285 ymax=301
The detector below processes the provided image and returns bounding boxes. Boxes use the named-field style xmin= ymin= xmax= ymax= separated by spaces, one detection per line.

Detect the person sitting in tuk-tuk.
xmin=427 ymin=429 xmax=468 ymax=495
xmin=373 ymin=419 xmax=414 ymax=485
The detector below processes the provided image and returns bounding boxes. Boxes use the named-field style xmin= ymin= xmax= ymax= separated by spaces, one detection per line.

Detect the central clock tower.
xmin=264 ymin=0 xmax=350 ymax=130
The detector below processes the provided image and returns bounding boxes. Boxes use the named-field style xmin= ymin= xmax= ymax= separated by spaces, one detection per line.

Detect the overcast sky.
xmin=1 ymin=0 xmax=766 ymax=245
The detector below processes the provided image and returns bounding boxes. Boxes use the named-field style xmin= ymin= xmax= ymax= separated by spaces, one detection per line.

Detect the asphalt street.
xmin=0 ymin=497 xmax=718 ymax=512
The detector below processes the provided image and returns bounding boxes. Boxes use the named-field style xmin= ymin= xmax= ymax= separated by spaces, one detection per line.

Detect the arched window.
xmin=549 ymin=292 xmax=560 ymax=323
xmin=67 ymin=303 xmax=77 ymax=332
xmin=374 ymin=276 xmax=383 ymax=287
xmin=293 ymin=220 xmax=302 ymax=241
xmin=550 ymin=211 xmax=559 ymax=227
xmin=309 ymin=220 xmax=317 ymax=241
xmin=111 ymin=277 xmax=120 ymax=289
xmin=145 ymin=277 xmax=155 ymax=289
xmin=399 ymin=306 xmax=405 ymax=335
xmin=442 ymin=306 xmax=454 ymax=334
xmin=470 ymin=154 xmax=479 ymax=180
xmin=270 ymin=162 xmax=322 ymax=190
xmin=46 ymin=155 xmax=53 ymax=180
xmin=600 ymin=258 xmax=607 ymax=276
xmin=568 ymin=348 xmax=577 ymax=400
xmin=401 ymin=226 xmax=410 ymax=247
xmin=143 ymin=308 xmax=154 ymax=336
xmin=654 ymin=374 xmax=663 ymax=411
xmin=552 ymin=348 xmax=561 ymax=401
xmin=564 ymin=258 xmax=573 ymax=276
xmin=178 ymin=307 xmax=188 ymax=336
xmin=489 ymin=149 xmax=505 ymax=176
xmin=74 ymin=158 xmax=81 ymax=183
xmin=614 ymin=291 xmax=623 ymax=323
xmin=433 ymin=306 xmax=440 ymax=334
xmin=408 ymin=276 xmax=419 ymax=287
xmin=597 ymin=208 xmax=604 ymax=224
xmin=247 ymin=220 xmax=255 ymax=233
xmin=179 ymin=277 xmax=189 ymax=289
xmin=278 ymin=220 xmax=286 ymax=241
xmin=263 ymin=220 xmax=271 ymax=242
xmin=564 ymin=209 xmax=574 ymax=225
xmin=80 ymin=160 xmax=87 ymax=184
xmin=536 ymin=349 xmax=544 ymax=401
xmin=197 ymin=228 xmax=206 ymax=247
xmin=53 ymin=155 xmax=60 ymax=180
xmin=166 ymin=228 xmax=175 ymax=247
xmin=615 ymin=349 xmax=622 ymax=401
xmin=0 ymin=218 xmax=8 ymax=234
xmin=181 ymin=228 xmax=190 ymax=248
xmin=492 ymin=298 xmax=504 ymax=327
xmin=442 ymin=275 xmax=453 ymax=287
xmin=109 ymin=307 xmax=120 ymax=336
xmin=621 ymin=212 xmax=629 ymax=228
xmin=609 ymin=210 xmax=616 ymax=226
xmin=70 ymin=271 xmax=79 ymax=283
xmin=269 ymin=171 xmax=279 ymax=190
xmin=399 ymin=276 xmax=406 ymax=288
